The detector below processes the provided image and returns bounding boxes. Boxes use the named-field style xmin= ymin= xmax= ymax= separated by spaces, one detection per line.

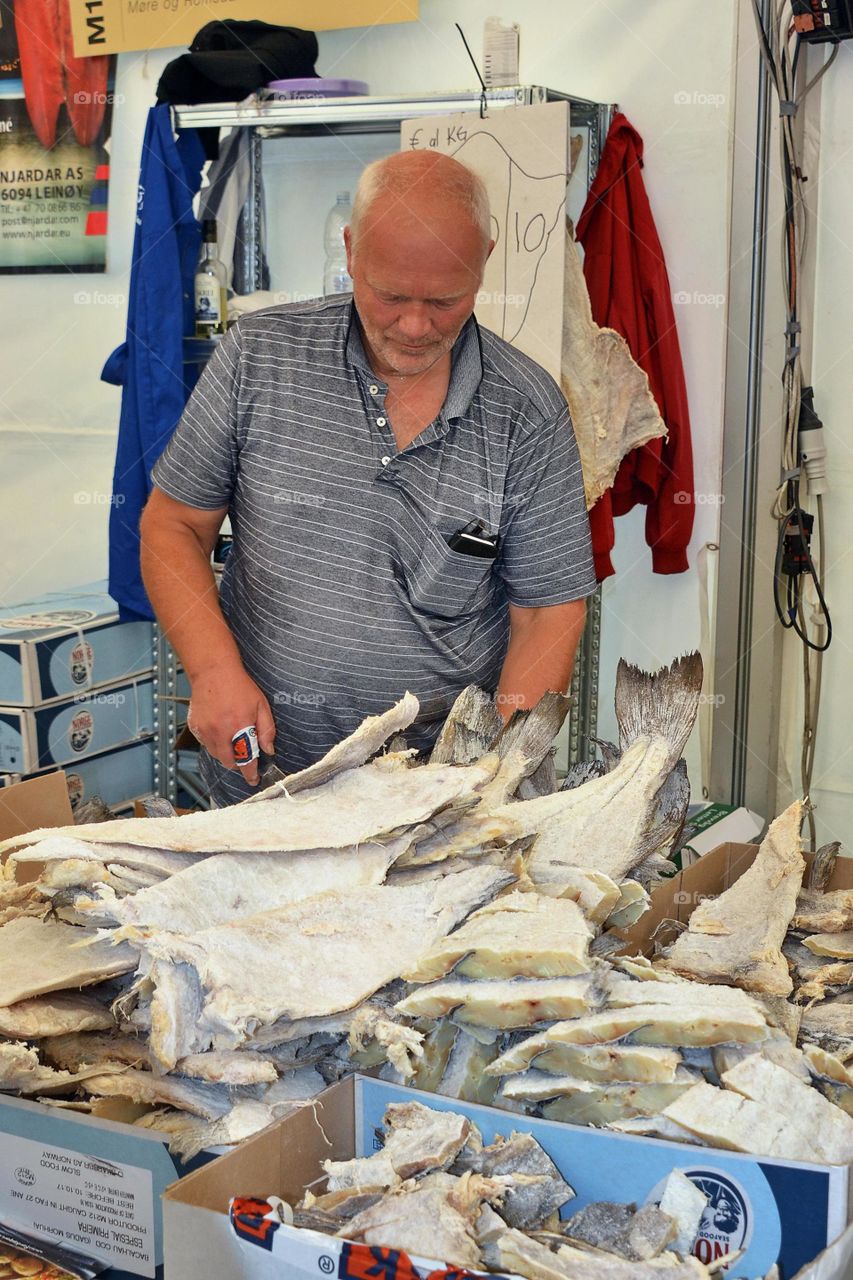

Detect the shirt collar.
xmin=345 ymin=300 xmax=483 ymax=422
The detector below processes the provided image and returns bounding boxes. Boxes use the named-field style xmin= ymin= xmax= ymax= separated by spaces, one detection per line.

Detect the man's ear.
xmin=485 ymin=237 xmax=496 ymax=262
xmin=344 ymin=224 xmax=354 ymax=276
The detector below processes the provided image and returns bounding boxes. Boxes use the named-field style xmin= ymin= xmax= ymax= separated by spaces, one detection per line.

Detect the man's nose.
xmin=396 ymin=304 xmax=432 ymax=340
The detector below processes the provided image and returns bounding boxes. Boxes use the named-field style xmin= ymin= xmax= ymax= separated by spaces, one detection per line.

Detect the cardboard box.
xmin=0 ymin=586 xmax=152 ymax=707
xmin=162 ymin=1075 xmax=851 ymax=1279
xmin=677 ymin=804 xmax=765 ymax=867
xmin=0 ymin=771 xmax=73 ymax=844
xmin=614 ymin=840 xmax=853 ymax=957
xmin=0 ymin=1093 xmax=213 ymax=1280
xmin=0 ymin=677 xmax=154 ymax=773
xmin=56 ymin=739 xmax=156 ymax=812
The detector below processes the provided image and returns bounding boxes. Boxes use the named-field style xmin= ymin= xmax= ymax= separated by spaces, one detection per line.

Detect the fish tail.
xmin=615 ymin=652 xmax=704 ymax=766
xmin=493 ymin=691 xmax=572 ymax=767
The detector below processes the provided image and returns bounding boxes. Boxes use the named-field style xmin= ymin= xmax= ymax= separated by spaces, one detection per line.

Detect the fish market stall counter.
xmin=161 ymin=1076 xmax=852 ymax=1279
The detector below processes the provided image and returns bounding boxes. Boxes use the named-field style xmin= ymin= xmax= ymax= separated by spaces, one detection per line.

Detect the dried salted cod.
xmin=721 ymin=1054 xmax=853 ymax=1162
xmin=347 ymin=1006 xmax=424 ymax=1079
xmin=435 ymin=1027 xmax=500 ymax=1105
xmin=0 ymin=991 xmax=115 ymax=1039
xmin=795 ymin=962 xmax=853 ymax=1004
xmin=82 ymin=1068 xmax=256 ymax=1119
xmin=658 ymin=801 xmax=805 ymax=995
xmin=77 ymin=837 xmax=407 ymax=934
xmin=341 ymin=1171 xmax=504 ymax=1271
xmin=793 ymin=888 xmax=853 ymax=934
xmin=175 ymin=1050 xmax=277 ymax=1085
xmin=603 ymin=973 xmax=768 ymax=1015
xmin=0 ymin=1041 xmax=120 ymax=1096
xmin=142 ymin=865 xmax=514 ymax=1068
xmin=661 ymin=1083 xmax=825 ymax=1161
xmin=502 ymin=1067 xmax=697 ymax=1105
xmin=487 ymin=1035 xmax=682 ymax=1083
xmin=246 ymin=690 xmax=419 ymax=800
xmin=404 ymin=892 xmax=593 ymax=983
xmin=803 ymin=930 xmax=853 ymax=959
xmin=530 ymin=1000 xmax=769 ymax=1049
xmin=559 ymin=229 xmax=667 ymax=509
xmin=324 ymin=1100 xmax=472 ymax=1192
xmin=529 ymin=867 xmax=622 ymax=924
xmin=396 ymin=974 xmax=600 ymax=1029
xmin=799 ymin=1002 xmax=853 ymax=1060
xmin=0 ymin=917 xmax=136 ymax=1004
xmin=711 ymin=1034 xmax=811 ymax=1083
xmin=43 ymin=1032 xmax=151 ymax=1071
xmin=6 ymin=836 xmax=203 ymax=880
xmin=1 ymin=757 xmax=496 ymax=857
xmin=561 ymin=1200 xmax=678 ymax=1261
xmin=540 ymin=1080 xmax=698 ymax=1127
xmin=501 ymin=656 xmax=703 ymax=886
xmin=492 ymin=1227 xmax=711 ymax=1279
xmin=455 ymin=1131 xmax=574 ymax=1230
xmin=658 ymin=1170 xmax=708 ymax=1255
xmin=430 ymin=686 xmax=502 ymax=765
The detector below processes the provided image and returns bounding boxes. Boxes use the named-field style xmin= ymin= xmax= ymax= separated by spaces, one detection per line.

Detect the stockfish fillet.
xmin=658 ymin=801 xmax=805 ymax=995
xmin=662 ymin=1082 xmax=829 ymax=1162
xmin=140 ymin=865 xmax=514 ymax=1068
xmin=325 ymin=1100 xmax=471 ymax=1191
xmin=539 ymin=1002 xmax=769 ymax=1048
xmin=0 ymin=917 xmax=137 ymax=1004
xmin=0 ymin=992 xmax=114 ymax=1039
xmin=0 ymin=758 xmax=495 ymax=857
xmin=499 ymin=656 xmax=703 ymax=885
xmin=721 ymin=1054 xmax=853 ymax=1162
xmin=76 ymin=839 xmax=406 ymax=934
xmin=486 ymin=1035 xmax=682 ymax=1082
xmin=493 ymin=1227 xmax=710 ymax=1278
xmin=403 ymin=892 xmax=593 ymax=982
xmin=793 ymin=888 xmax=853 ymax=934
xmin=803 ymin=931 xmax=853 ymax=960
xmin=396 ymin=975 xmax=599 ymax=1029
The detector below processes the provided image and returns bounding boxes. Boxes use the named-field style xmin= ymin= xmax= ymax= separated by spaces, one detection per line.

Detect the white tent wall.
xmin=0 ymin=0 xmax=738 ymax=787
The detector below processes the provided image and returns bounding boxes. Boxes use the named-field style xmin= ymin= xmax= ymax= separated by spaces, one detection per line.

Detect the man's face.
xmin=345 ymin=201 xmax=492 ymax=379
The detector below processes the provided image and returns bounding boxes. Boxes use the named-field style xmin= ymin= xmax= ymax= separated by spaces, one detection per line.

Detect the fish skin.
xmin=659 ymin=801 xmax=805 ymax=995
xmin=0 ymin=993 xmax=115 ymax=1040
xmin=324 ymin=1101 xmax=471 ymax=1192
xmin=58 ymin=0 xmax=109 ymax=146
xmin=435 ymin=1027 xmax=499 ymax=1106
xmin=453 ymin=1130 xmax=574 ymax=1229
xmin=493 ymin=1226 xmax=711 ymax=1278
xmin=802 ymin=930 xmax=853 ymax=960
xmin=141 ymin=866 xmax=515 ymax=1068
xmin=0 ymin=917 xmax=137 ymax=1004
xmin=793 ymin=888 xmax=853 ymax=934
xmin=430 ymin=686 xmax=502 ymax=765
xmin=799 ymin=1003 xmax=853 ymax=1061
xmin=13 ymin=0 xmax=64 ymax=148
xmin=8 ymin=836 xmax=205 ymax=880
xmin=499 ymin=655 xmax=703 ymax=885
xmin=561 ymin=1200 xmax=677 ymax=1261
xmin=721 ymin=1054 xmax=853 ymax=1163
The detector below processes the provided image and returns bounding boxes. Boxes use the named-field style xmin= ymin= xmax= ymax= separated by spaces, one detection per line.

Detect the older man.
xmin=141 ymin=151 xmax=595 ymax=806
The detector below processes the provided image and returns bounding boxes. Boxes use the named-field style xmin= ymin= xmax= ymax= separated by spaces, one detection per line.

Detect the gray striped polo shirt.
xmin=152 ymin=296 xmax=595 ymax=805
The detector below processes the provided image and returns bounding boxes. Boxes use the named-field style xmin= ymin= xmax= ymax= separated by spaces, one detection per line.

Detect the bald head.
xmin=350 ymin=151 xmax=492 ymax=258
xmin=343 ymin=152 xmax=494 ymax=380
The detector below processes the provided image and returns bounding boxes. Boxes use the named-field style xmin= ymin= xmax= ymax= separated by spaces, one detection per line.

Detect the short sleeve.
xmin=498 ymin=401 xmax=597 ymax=607
xmin=151 ymin=326 xmax=243 ymax=510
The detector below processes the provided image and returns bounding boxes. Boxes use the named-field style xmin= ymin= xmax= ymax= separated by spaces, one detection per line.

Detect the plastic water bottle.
xmin=323 ymin=191 xmax=352 ymax=295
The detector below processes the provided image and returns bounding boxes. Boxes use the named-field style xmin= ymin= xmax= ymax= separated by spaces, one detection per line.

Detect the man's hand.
xmin=186 ymin=662 xmax=276 ymax=787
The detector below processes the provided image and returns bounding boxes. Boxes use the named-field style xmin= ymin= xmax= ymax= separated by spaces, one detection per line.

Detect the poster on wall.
xmin=400 ymin=102 xmax=570 ymax=382
xmin=0 ymin=0 xmax=115 ymax=273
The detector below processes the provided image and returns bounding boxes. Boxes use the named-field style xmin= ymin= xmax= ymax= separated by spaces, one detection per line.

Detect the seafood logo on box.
xmin=69 ymin=639 xmax=94 ymax=685
xmin=66 ymin=773 xmax=84 ymax=809
xmin=686 ymin=1169 xmax=752 ymax=1267
xmin=68 ymin=711 xmax=94 ymax=754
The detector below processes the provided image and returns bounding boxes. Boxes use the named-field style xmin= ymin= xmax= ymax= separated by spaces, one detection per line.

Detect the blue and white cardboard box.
xmin=46 ymin=738 xmax=155 ymax=812
xmin=162 ymin=1075 xmax=852 ymax=1280
xmin=0 ymin=1093 xmax=214 ymax=1280
xmin=0 ymin=678 xmax=154 ymax=774
xmin=0 ymin=585 xmax=153 ymax=707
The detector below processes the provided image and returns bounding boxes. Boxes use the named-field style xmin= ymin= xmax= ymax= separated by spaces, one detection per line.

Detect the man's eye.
xmin=432 ymin=300 xmax=456 ymax=309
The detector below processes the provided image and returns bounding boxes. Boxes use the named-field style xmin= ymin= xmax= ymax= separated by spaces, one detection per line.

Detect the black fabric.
xmin=156 ymin=21 xmax=318 ymax=157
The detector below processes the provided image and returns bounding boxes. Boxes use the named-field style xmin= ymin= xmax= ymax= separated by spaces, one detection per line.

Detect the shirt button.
xmin=381 ymin=455 xmax=391 ymax=466
xmin=369 ymin=384 xmax=379 ymax=395
xmin=376 ymin=416 xmax=387 ymax=427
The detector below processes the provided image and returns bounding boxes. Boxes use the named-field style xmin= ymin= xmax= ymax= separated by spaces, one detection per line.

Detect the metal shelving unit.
xmin=156 ymin=86 xmax=612 ymax=797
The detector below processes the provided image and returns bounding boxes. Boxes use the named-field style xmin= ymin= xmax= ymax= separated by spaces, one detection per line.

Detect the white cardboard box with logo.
xmin=0 ymin=584 xmax=153 ymax=708
xmin=162 ymin=1074 xmax=852 ymax=1279
xmin=0 ymin=677 xmax=154 ymax=773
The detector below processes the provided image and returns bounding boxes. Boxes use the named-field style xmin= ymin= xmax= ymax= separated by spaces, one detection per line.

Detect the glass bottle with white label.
xmin=194 ymin=219 xmax=228 ymax=337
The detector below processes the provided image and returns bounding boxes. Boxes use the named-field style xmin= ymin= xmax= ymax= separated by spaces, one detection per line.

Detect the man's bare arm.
xmin=495 ymin=599 xmax=587 ymax=719
xmin=140 ymin=489 xmax=275 ymax=783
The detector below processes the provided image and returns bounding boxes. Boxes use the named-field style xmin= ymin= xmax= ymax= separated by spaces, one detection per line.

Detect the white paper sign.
xmin=0 ymin=1132 xmax=155 ymax=1277
xmin=401 ymin=101 xmax=570 ymax=381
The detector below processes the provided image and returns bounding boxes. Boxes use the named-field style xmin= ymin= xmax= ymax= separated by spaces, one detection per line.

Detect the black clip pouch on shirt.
xmin=447 ymin=519 xmax=500 ymax=559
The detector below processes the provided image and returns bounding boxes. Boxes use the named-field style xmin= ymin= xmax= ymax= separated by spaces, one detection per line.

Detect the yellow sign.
xmin=69 ymin=0 xmax=418 ymax=58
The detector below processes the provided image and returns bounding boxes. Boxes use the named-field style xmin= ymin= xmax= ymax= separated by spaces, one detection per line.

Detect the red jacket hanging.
xmin=575 ymin=112 xmax=695 ymax=579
